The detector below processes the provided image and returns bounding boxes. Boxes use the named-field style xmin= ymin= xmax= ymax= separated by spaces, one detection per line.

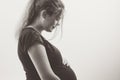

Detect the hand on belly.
xmin=63 ymin=58 xmax=70 ymax=67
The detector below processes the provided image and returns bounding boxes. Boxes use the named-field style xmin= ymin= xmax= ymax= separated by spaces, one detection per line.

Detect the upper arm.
xmin=28 ymin=44 xmax=59 ymax=79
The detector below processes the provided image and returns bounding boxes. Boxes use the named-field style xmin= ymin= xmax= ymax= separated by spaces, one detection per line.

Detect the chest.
xmin=43 ymin=40 xmax=63 ymax=66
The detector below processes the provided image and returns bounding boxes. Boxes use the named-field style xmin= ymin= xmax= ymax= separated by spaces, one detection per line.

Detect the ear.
xmin=40 ymin=10 xmax=47 ymax=19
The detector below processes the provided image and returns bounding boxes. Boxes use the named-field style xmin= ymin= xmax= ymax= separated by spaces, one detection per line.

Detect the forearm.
xmin=37 ymin=66 xmax=60 ymax=80
xmin=41 ymin=73 xmax=61 ymax=80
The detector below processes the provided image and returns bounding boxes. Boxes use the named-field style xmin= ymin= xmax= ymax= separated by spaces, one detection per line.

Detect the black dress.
xmin=18 ymin=27 xmax=77 ymax=80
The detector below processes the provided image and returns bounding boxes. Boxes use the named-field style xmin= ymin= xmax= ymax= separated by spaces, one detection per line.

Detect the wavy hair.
xmin=15 ymin=0 xmax=65 ymax=40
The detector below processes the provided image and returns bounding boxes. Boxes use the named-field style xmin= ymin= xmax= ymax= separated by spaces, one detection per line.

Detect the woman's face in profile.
xmin=43 ymin=10 xmax=62 ymax=32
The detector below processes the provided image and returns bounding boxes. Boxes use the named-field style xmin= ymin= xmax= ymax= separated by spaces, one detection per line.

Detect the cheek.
xmin=46 ymin=16 xmax=56 ymax=26
xmin=49 ymin=18 xmax=55 ymax=25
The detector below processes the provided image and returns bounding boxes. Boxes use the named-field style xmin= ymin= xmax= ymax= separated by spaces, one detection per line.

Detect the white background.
xmin=0 ymin=0 xmax=120 ymax=80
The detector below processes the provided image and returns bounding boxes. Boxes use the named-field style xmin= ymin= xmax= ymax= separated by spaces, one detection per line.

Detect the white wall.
xmin=0 ymin=0 xmax=120 ymax=80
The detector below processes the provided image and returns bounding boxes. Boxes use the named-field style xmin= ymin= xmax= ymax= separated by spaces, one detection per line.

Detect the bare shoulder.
xmin=28 ymin=43 xmax=45 ymax=56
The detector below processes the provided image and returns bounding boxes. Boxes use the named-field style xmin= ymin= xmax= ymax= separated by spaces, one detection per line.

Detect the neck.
xmin=30 ymin=20 xmax=44 ymax=34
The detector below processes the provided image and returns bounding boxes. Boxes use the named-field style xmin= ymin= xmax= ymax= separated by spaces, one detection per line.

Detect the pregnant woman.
xmin=16 ymin=0 xmax=77 ymax=80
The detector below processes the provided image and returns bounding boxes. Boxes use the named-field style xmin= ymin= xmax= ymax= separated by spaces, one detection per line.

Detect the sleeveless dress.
xmin=18 ymin=27 xmax=77 ymax=80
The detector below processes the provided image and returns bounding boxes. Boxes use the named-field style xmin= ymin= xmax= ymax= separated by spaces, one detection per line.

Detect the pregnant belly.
xmin=54 ymin=65 xmax=77 ymax=80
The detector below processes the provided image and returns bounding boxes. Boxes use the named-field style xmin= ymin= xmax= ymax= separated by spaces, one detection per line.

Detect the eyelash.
xmin=56 ymin=17 xmax=60 ymax=21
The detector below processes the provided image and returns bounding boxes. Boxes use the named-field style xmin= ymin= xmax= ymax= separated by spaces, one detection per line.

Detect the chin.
xmin=46 ymin=29 xmax=53 ymax=32
xmin=45 ymin=26 xmax=55 ymax=32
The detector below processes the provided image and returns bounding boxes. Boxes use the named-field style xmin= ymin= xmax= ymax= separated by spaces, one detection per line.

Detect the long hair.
xmin=15 ymin=0 xmax=65 ymax=40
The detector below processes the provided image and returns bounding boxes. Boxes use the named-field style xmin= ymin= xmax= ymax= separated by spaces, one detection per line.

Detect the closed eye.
xmin=55 ymin=10 xmax=62 ymax=21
